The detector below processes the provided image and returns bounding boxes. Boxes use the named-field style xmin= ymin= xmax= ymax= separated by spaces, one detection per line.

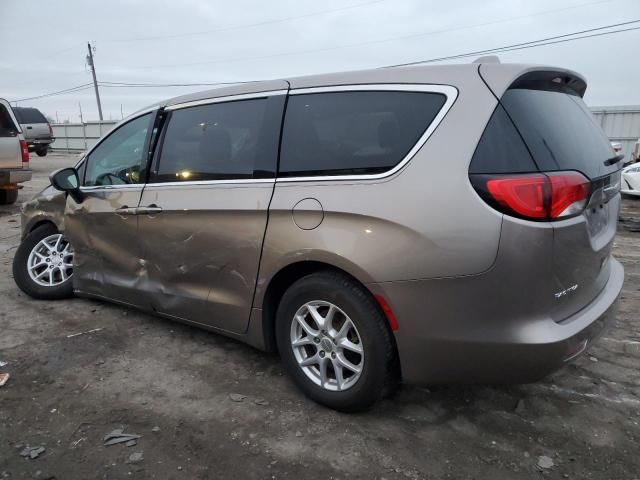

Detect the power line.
xmin=385 ymin=21 xmax=640 ymax=67
xmin=11 ymin=83 xmax=94 ymax=103
xmin=130 ymin=0 xmax=620 ymax=69
xmin=11 ymin=18 xmax=640 ymax=103
xmin=99 ymin=80 xmax=255 ymax=87
xmin=108 ymin=0 xmax=388 ymax=43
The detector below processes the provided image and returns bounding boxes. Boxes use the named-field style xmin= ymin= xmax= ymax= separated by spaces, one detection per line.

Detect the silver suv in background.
xmin=12 ymin=63 xmax=624 ymax=411
xmin=13 ymin=107 xmax=54 ymax=157
xmin=0 ymin=98 xmax=31 ymax=205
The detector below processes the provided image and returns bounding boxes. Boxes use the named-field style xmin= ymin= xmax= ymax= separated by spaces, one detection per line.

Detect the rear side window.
xmin=154 ymin=96 xmax=283 ymax=182
xmin=501 ymin=89 xmax=615 ymax=180
xmin=13 ymin=107 xmax=47 ymax=124
xmin=279 ymin=91 xmax=447 ymax=177
xmin=0 ymin=104 xmax=18 ymax=137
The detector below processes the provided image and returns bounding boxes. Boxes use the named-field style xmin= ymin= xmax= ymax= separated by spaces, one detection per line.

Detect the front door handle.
xmin=115 ymin=205 xmax=137 ymax=215
xmin=136 ymin=204 xmax=163 ymax=215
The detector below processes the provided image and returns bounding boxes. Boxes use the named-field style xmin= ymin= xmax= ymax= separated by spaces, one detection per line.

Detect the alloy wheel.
xmin=290 ymin=300 xmax=364 ymax=391
xmin=27 ymin=234 xmax=74 ymax=287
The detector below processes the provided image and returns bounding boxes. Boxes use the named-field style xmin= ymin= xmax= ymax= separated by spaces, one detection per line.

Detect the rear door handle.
xmin=26 ymin=126 xmax=33 ymax=129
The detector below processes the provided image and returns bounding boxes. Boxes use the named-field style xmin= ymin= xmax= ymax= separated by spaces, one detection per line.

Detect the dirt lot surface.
xmin=1 ymin=154 xmax=639 ymax=479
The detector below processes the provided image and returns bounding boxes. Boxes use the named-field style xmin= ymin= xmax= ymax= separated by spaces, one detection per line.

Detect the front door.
xmin=136 ymin=92 xmax=286 ymax=333
xmin=64 ymin=112 xmax=155 ymax=306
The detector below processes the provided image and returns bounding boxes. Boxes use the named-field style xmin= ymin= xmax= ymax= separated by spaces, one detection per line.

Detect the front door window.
xmin=84 ymin=113 xmax=152 ymax=186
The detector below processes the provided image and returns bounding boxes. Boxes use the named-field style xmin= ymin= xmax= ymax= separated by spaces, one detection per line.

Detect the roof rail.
xmin=472 ymin=55 xmax=500 ymax=64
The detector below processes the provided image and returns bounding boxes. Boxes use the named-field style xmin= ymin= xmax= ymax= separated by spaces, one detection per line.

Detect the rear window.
xmin=0 ymin=104 xmax=19 ymax=137
xmin=13 ymin=107 xmax=47 ymax=124
xmin=501 ymin=89 xmax=615 ymax=180
xmin=279 ymin=91 xmax=447 ymax=177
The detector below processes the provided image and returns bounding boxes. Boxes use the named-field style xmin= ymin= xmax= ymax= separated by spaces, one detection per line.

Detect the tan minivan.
xmin=13 ymin=63 xmax=624 ymax=411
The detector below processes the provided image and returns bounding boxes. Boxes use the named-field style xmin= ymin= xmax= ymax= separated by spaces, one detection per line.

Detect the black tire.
xmin=0 ymin=189 xmax=18 ymax=205
xmin=35 ymin=147 xmax=48 ymax=157
xmin=275 ymin=271 xmax=397 ymax=412
xmin=12 ymin=224 xmax=74 ymax=300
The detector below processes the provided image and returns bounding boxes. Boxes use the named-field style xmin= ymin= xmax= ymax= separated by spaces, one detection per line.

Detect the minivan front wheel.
xmin=13 ymin=224 xmax=74 ymax=299
xmin=276 ymin=271 xmax=396 ymax=412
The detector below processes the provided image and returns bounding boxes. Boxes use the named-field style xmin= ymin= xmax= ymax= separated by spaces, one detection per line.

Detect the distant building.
xmin=590 ymin=105 xmax=640 ymax=162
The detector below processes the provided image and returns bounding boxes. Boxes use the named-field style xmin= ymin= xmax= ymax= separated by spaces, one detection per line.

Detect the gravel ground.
xmin=1 ymin=153 xmax=639 ymax=479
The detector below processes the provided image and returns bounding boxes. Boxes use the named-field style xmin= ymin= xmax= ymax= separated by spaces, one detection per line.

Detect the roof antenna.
xmin=472 ymin=55 xmax=500 ymax=64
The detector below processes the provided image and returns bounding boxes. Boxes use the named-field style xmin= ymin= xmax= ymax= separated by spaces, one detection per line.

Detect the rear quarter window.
xmin=279 ymin=91 xmax=447 ymax=177
xmin=469 ymin=104 xmax=537 ymax=174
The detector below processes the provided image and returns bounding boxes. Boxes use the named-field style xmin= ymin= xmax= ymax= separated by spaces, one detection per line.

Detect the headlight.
xmin=624 ymin=165 xmax=640 ymax=174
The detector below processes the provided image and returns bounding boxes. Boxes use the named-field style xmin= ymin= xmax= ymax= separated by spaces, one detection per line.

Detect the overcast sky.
xmin=1 ymin=0 xmax=639 ymax=122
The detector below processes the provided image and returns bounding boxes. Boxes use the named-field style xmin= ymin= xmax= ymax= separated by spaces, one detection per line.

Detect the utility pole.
xmin=86 ymin=42 xmax=103 ymax=121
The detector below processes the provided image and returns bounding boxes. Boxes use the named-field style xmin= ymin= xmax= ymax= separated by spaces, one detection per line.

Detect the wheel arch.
xmin=23 ymin=217 xmax=60 ymax=239
xmin=29 ymin=219 xmax=58 ymax=233
xmin=259 ymin=260 xmax=401 ymax=379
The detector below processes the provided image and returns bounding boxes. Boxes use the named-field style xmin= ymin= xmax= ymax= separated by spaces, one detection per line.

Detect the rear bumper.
xmin=370 ymin=257 xmax=624 ymax=385
xmin=0 ymin=168 xmax=32 ymax=185
xmin=27 ymin=138 xmax=54 ymax=149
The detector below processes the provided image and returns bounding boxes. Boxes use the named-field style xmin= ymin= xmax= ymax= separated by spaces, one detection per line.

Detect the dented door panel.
xmin=64 ymin=186 xmax=146 ymax=306
xmin=136 ymin=182 xmax=274 ymax=333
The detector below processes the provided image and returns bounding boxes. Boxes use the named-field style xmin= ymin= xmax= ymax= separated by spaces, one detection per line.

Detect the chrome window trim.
xmin=131 ymin=84 xmax=457 ymax=188
xmin=143 ymin=178 xmax=274 ymax=188
xmin=277 ymin=83 xmax=458 ymax=183
xmin=80 ymin=184 xmax=144 ymax=192
xmin=166 ymin=89 xmax=288 ymax=111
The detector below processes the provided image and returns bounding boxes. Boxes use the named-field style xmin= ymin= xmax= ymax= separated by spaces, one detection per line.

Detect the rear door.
xmin=499 ymin=84 xmax=621 ymax=321
xmin=136 ymin=90 xmax=286 ymax=333
xmin=0 ymin=99 xmax=22 ymax=168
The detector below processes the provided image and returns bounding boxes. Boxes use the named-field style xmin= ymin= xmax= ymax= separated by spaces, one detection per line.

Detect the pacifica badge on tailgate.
xmin=555 ymin=284 xmax=578 ymax=299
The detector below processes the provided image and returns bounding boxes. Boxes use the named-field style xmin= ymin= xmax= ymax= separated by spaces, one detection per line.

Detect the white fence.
xmin=51 ymin=121 xmax=117 ymax=152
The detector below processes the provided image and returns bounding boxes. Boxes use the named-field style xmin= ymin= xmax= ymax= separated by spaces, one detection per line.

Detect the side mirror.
xmin=49 ymin=167 xmax=84 ymax=203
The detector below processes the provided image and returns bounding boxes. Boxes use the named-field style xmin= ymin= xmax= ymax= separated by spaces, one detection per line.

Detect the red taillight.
xmin=547 ymin=172 xmax=590 ymax=218
xmin=48 ymin=123 xmax=53 ymax=135
xmin=475 ymin=171 xmax=590 ymax=221
xmin=19 ymin=139 xmax=30 ymax=164
xmin=486 ymin=174 xmax=547 ymax=219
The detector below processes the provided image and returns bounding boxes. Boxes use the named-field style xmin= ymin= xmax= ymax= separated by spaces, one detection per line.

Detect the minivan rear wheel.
xmin=275 ymin=271 xmax=396 ymax=412
xmin=13 ymin=224 xmax=74 ymax=300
